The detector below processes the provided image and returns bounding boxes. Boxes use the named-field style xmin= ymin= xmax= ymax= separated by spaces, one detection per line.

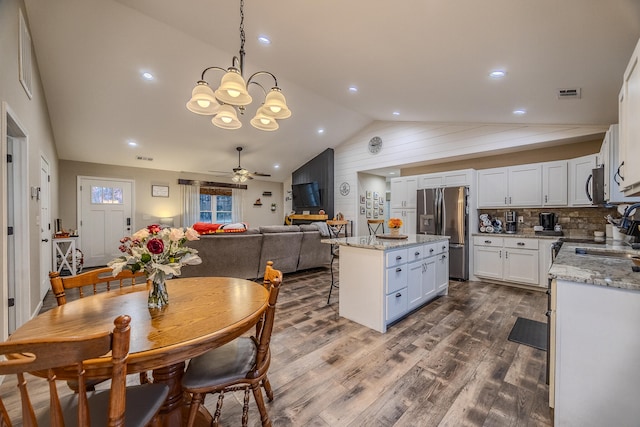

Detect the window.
xmin=91 ymin=186 xmax=123 ymax=204
xmin=199 ymin=188 xmax=232 ymax=223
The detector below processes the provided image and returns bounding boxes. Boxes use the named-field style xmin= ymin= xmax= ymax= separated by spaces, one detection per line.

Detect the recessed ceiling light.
xmin=348 ymin=86 xmax=358 ymax=93
xmin=258 ymin=35 xmax=271 ymax=44
xmin=392 ymin=111 xmax=400 ymax=116
xmin=317 ymin=128 xmax=325 ymax=134
xmin=274 ymin=164 xmax=280 ymax=169
xmin=141 ymin=72 xmax=154 ymax=80
xmin=127 ymin=140 xmax=138 ymax=147
xmin=489 ymin=70 xmax=506 ymax=79
xmin=512 ymin=109 xmax=526 ymax=115
xmin=389 ymin=172 xmax=396 ymax=175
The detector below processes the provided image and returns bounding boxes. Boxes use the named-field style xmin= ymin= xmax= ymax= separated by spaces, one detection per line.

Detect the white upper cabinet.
xmin=569 ymin=154 xmax=597 ymax=206
xmin=477 ymin=164 xmax=541 ymax=207
xmin=390 ymin=177 xmax=417 ymax=209
xmin=621 ymin=37 xmax=640 ymax=196
xmin=418 ymin=169 xmax=474 ymax=189
xmin=600 ymin=124 xmax=640 ymax=203
xmin=542 ymin=161 xmax=568 ymax=206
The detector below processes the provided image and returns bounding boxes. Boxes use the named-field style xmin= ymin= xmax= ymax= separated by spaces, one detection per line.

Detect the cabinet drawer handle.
xmin=396 ymin=267 xmax=402 ymax=272
xmin=517 ymin=242 xmax=525 ymax=246
xmin=504 ymin=197 xmax=507 ymax=204
xmin=415 ymin=251 xmax=421 ymax=256
xmin=484 ymin=240 xmax=492 ymax=244
xmin=396 ymin=292 xmax=402 ymax=298
xmin=442 ymin=254 xmax=447 ymax=259
xmin=429 ymin=248 xmax=434 ymax=253
xmin=442 ymin=245 xmax=447 ymax=250
xmin=545 ymin=195 xmax=548 ymax=203
xmin=396 ymin=256 xmax=402 ymax=260
xmin=499 ymin=250 xmax=502 ymax=258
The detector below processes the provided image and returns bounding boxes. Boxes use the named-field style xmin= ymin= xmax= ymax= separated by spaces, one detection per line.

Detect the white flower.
xmin=169 ymin=227 xmax=185 ymax=241
xmin=132 ymin=228 xmax=150 ymax=241
xmin=185 ymin=227 xmax=199 ymax=241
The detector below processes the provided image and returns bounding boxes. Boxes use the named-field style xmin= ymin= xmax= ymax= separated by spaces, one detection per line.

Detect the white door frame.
xmin=39 ymin=155 xmax=51 ymax=301
xmin=1 ymin=102 xmax=30 ymax=340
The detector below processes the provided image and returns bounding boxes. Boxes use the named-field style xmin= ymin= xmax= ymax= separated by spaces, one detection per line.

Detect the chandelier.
xmin=186 ymin=0 xmax=291 ymax=131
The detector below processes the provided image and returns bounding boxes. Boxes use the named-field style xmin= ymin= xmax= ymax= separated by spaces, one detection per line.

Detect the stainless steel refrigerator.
xmin=417 ymin=187 xmax=469 ymax=280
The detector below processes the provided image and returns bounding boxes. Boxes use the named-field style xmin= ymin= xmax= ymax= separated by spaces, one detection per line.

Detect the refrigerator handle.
xmin=439 ymin=188 xmax=446 ymax=235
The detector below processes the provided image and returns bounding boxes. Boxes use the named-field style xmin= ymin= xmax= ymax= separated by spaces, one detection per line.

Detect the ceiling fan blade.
xmin=208 ymin=170 xmax=231 ymax=175
xmin=252 ymin=172 xmax=271 ymax=177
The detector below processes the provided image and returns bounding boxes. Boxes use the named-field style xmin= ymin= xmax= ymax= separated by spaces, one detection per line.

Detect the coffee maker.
xmin=505 ymin=211 xmax=517 ymax=234
xmin=539 ymin=212 xmax=557 ymax=231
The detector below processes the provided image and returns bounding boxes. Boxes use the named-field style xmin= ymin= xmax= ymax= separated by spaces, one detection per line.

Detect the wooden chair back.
xmin=255 ymin=261 xmax=283 ymax=373
xmin=0 ymin=315 xmax=132 ymax=427
xmin=49 ymin=267 xmax=148 ymax=306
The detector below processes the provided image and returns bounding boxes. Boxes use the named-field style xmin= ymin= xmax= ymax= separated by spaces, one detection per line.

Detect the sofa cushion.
xmin=193 ymin=222 xmax=249 ymax=234
xmin=181 ymin=233 xmax=263 ymax=279
xmin=258 ymin=230 xmax=303 ymax=276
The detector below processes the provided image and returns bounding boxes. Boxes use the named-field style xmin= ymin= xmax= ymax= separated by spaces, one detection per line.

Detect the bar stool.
xmin=367 ymin=219 xmax=385 ymax=235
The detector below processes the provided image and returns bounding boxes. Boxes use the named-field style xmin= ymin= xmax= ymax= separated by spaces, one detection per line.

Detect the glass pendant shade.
xmin=251 ymin=109 xmax=279 ymax=131
xmin=214 ymin=69 xmax=252 ymax=106
xmin=211 ymin=105 xmax=242 ymax=130
xmin=186 ymin=82 xmax=219 ymax=115
xmin=261 ymin=88 xmax=291 ymax=119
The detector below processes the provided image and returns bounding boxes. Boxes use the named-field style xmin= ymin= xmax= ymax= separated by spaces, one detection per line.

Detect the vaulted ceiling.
xmin=23 ymin=0 xmax=640 ymax=181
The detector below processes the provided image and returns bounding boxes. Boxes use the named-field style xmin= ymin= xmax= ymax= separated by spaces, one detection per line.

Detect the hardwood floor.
xmin=1 ymin=267 xmax=552 ymax=426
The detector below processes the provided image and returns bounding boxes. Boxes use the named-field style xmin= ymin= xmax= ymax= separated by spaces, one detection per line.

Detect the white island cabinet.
xmin=324 ymin=234 xmax=449 ymax=333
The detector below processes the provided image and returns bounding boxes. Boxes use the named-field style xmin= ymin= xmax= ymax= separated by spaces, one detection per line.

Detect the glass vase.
xmin=148 ymin=274 xmax=169 ymax=309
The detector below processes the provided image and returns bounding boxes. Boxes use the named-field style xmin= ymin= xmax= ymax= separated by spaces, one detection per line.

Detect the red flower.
xmin=147 ymin=224 xmax=162 ymax=234
xmin=147 ymin=238 xmax=164 ymax=255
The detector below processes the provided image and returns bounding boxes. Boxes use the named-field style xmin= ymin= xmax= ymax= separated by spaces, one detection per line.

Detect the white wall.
xmin=58 ymin=160 xmax=285 ymax=231
xmin=0 ymin=0 xmax=59 ymax=338
xmin=355 ymin=172 xmax=386 ymax=236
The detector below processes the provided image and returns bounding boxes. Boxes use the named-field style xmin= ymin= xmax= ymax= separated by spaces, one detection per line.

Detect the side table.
xmin=52 ymin=237 xmax=79 ymax=275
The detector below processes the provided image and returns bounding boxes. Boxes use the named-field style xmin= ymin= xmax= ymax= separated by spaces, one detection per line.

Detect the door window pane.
xmin=91 ymin=186 xmax=123 ymax=204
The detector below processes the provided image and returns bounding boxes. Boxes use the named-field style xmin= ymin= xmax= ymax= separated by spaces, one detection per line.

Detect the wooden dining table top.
xmin=9 ymin=276 xmax=270 ymax=379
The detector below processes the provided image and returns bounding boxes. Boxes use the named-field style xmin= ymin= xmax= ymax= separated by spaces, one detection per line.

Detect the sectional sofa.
xmin=180 ymin=224 xmax=331 ymax=279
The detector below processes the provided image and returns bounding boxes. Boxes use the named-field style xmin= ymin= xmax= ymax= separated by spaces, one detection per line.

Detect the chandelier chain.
xmin=239 ymin=0 xmax=246 ymax=65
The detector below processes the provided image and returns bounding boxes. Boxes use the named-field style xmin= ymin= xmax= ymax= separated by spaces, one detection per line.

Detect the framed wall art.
xmin=152 ymin=185 xmax=169 ymax=198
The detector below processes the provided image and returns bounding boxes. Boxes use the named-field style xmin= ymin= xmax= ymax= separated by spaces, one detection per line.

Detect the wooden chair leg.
xmin=251 ymin=382 xmax=272 ymax=427
xmin=213 ymin=391 xmax=225 ymax=427
xmin=186 ymin=392 xmax=205 ymax=427
xmin=242 ymin=387 xmax=251 ymax=426
xmin=262 ymin=376 xmax=274 ymax=401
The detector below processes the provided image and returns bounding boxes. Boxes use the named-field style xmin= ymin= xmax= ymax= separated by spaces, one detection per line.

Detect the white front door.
xmin=78 ymin=177 xmax=133 ymax=267
xmin=39 ymin=156 xmax=52 ymax=299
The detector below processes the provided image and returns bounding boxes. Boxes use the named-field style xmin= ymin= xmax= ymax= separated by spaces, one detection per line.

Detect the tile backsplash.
xmin=478 ymin=206 xmax=619 ymax=238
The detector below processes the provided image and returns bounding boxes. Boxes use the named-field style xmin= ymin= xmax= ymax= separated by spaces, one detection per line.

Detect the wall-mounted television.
xmin=291 ymin=182 xmax=321 ymax=210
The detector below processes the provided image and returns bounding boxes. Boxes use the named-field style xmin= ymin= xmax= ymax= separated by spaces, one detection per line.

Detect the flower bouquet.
xmin=388 ymin=218 xmax=403 ymax=235
xmin=108 ymin=224 xmax=202 ymax=308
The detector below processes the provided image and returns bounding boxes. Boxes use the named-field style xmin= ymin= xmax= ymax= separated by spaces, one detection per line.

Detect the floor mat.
xmin=508 ymin=317 xmax=547 ymax=351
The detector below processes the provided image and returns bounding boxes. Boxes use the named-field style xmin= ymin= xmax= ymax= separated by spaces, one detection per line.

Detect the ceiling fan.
xmin=210 ymin=147 xmax=271 ymax=182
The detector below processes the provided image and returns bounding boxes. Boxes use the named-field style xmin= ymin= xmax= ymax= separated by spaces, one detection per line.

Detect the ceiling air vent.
xmin=557 ymin=88 xmax=581 ymax=99
xmin=136 ymin=155 xmax=154 ymax=161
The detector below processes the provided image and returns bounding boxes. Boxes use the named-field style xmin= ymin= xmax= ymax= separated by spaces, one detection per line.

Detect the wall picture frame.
xmin=152 ymin=185 xmax=169 ymax=198
xmin=373 ymin=191 xmax=379 ymax=200
xmin=360 ymin=206 xmax=365 ymax=215
xmin=366 ymin=200 xmax=372 ymax=208
xmin=366 ymin=190 xmax=372 ymax=199
xmin=366 ymin=209 xmax=372 ymax=218
xmin=360 ymin=195 xmax=366 ymax=204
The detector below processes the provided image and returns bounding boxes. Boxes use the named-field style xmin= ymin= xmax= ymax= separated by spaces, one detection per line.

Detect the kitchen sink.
xmin=574 ymin=248 xmax=635 ymax=259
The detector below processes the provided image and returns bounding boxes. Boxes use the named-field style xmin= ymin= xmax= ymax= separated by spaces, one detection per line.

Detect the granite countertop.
xmin=549 ymin=241 xmax=640 ymax=291
xmin=321 ymin=234 xmax=449 ymax=250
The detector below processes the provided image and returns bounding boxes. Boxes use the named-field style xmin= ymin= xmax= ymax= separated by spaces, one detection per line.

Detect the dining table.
xmin=8 ymin=276 xmax=270 ymax=426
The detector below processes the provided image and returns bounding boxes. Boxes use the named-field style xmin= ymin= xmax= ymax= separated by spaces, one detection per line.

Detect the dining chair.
xmin=181 ymin=261 xmax=284 ymax=427
xmin=367 ymin=219 xmax=385 ymax=235
xmin=49 ymin=267 xmax=151 ymax=391
xmin=0 ymin=314 xmax=169 ymax=427
xmin=49 ymin=267 xmax=149 ymax=306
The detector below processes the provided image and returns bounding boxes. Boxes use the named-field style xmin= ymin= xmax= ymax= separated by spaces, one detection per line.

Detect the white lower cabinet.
xmin=473 ymin=236 xmax=541 ymax=287
xmin=338 ymin=239 xmax=449 ymax=333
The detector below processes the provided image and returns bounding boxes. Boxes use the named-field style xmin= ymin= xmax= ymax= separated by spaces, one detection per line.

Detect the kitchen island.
xmin=322 ymin=234 xmax=449 ymax=333
xmin=548 ymin=240 xmax=640 ymax=426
